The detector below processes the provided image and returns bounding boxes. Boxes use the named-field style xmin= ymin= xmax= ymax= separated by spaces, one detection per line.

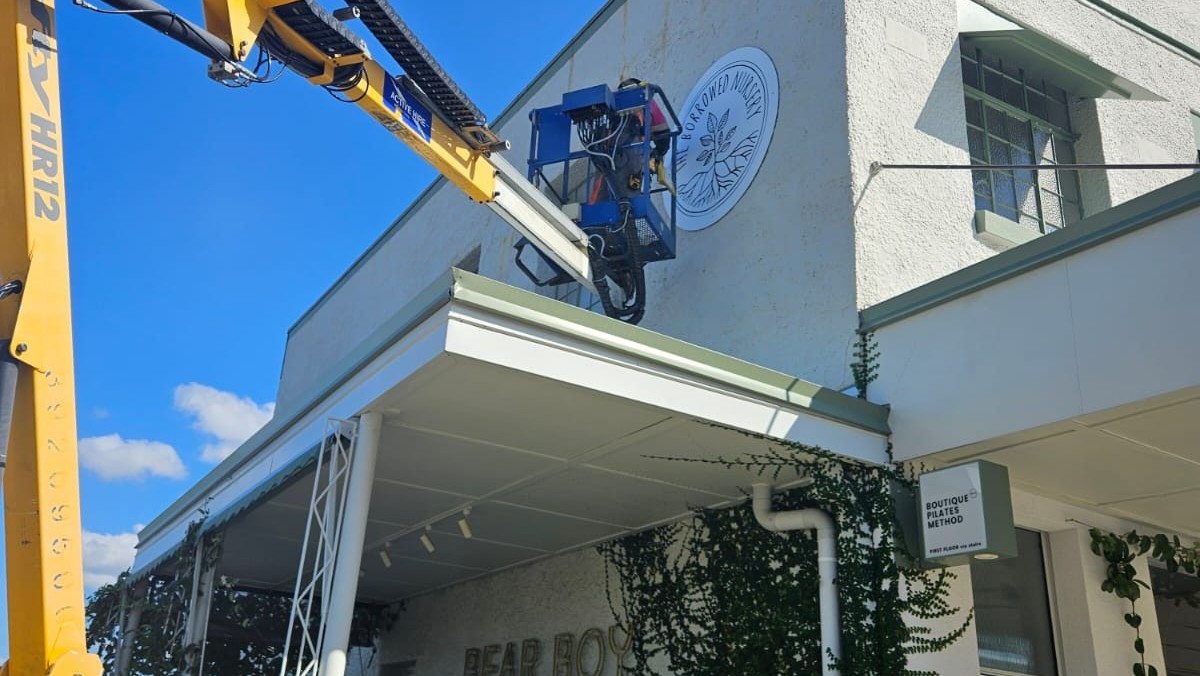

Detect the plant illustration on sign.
xmin=679 ymin=107 xmax=760 ymax=209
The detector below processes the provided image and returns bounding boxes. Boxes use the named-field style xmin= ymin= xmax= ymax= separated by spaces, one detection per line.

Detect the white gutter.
xmin=751 ymin=483 xmax=841 ymax=676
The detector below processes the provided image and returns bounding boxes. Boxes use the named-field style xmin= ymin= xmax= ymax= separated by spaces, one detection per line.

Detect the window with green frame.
xmin=961 ymin=42 xmax=1083 ymax=234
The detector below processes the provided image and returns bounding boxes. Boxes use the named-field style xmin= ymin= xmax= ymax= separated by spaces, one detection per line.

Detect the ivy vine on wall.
xmin=850 ymin=332 xmax=880 ymax=399
xmin=1089 ymin=529 xmax=1200 ymax=676
xmin=598 ymin=437 xmax=973 ymax=676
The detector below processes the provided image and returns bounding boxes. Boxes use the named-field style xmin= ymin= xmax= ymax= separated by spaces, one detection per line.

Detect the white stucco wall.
xmin=275 ymin=0 xmax=862 ymax=411
xmin=848 ymin=0 xmax=1200 ymax=309
xmin=845 ymin=0 xmax=993 ymax=310
xmin=378 ymin=548 xmax=635 ymax=675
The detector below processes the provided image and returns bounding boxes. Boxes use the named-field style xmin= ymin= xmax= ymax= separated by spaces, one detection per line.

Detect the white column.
xmin=318 ymin=411 xmax=383 ymax=676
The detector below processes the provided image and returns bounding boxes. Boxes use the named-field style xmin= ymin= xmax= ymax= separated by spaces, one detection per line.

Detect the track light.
xmin=419 ymin=525 xmax=435 ymax=554
xmin=458 ymin=508 xmax=473 ymax=539
xmin=379 ymin=548 xmax=393 ymax=568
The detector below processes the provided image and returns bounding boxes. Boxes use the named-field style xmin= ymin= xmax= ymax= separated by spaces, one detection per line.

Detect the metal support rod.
xmin=94 ymin=0 xmax=236 ymax=62
xmin=316 ymin=411 xmax=382 ymax=676
xmin=871 ymin=161 xmax=1200 ymax=173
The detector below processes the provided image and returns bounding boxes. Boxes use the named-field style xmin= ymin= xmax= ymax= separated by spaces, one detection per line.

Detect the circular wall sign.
xmin=673 ymin=46 xmax=779 ymax=232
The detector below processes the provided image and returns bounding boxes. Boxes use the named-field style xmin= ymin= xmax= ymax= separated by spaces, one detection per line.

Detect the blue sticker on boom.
xmin=383 ymin=76 xmax=433 ymax=143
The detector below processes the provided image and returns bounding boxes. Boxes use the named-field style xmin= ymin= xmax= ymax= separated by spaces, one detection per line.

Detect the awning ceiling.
xmin=139 ymin=271 xmax=890 ymax=601
xmin=929 ymin=385 xmax=1200 ymax=540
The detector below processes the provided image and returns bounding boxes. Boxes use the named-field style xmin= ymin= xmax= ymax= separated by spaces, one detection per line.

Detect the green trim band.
xmin=1079 ymin=0 xmax=1200 ymax=66
xmin=860 ymin=174 xmax=1200 ymax=332
xmin=448 ymin=270 xmax=891 ymax=435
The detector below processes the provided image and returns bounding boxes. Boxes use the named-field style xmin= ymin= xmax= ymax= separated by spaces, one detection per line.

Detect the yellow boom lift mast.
xmin=0 ymin=0 xmax=594 ymax=673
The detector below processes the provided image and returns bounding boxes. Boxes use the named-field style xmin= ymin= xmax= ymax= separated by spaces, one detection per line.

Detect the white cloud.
xmin=79 ymin=434 xmax=187 ymax=481
xmin=82 ymin=526 xmax=141 ymax=591
xmin=174 ymin=383 xmax=274 ymax=463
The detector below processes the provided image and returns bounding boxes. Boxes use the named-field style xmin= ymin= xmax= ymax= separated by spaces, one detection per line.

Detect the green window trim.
xmin=964 ymin=85 xmax=1076 ymax=141
xmin=962 ymin=43 xmax=1083 ymax=235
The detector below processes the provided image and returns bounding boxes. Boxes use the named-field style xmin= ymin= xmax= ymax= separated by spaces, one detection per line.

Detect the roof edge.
xmin=860 ymin=174 xmax=1200 ymax=332
xmin=449 ymin=270 xmax=892 ymax=435
xmin=138 ymin=271 xmax=456 ymax=545
xmin=142 ymin=261 xmax=890 ymax=551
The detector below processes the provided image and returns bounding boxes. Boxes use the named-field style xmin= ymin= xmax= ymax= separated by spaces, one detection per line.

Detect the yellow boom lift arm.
xmin=0 ymin=0 xmax=594 ymax=673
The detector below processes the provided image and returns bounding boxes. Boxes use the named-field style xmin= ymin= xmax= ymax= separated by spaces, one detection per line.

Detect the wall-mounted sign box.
xmin=917 ymin=460 xmax=1016 ymax=566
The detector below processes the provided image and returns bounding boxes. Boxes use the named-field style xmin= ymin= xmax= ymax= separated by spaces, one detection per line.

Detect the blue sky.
xmin=0 ymin=0 xmax=606 ymax=659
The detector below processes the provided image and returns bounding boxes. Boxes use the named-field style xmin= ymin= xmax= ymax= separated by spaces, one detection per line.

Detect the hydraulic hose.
xmin=97 ymin=0 xmax=237 ymax=63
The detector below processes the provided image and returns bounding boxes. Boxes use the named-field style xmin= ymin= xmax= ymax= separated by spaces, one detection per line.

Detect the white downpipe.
xmin=317 ymin=412 xmax=383 ymax=676
xmin=751 ymin=483 xmax=841 ymax=676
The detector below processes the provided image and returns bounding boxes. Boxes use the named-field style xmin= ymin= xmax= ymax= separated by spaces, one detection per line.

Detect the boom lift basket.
xmin=516 ymin=83 xmax=680 ymax=322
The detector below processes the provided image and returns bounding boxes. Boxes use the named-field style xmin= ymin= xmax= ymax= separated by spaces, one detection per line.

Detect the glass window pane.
xmin=1038 ymin=167 xmax=1060 ymax=194
xmin=962 ymin=56 xmax=981 ymax=89
xmin=984 ymin=68 xmax=1006 ymax=99
xmin=968 ymin=128 xmax=988 ymax=161
xmin=1027 ymin=94 xmax=1047 ymax=121
xmin=985 ymin=105 xmax=1007 ymax=136
xmin=1045 ymin=99 xmax=1070 ymax=130
xmin=1151 ymin=566 xmax=1200 ymax=676
xmin=975 ymin=193 xmax=993 ymax=212
xmin=1004 ymin=78 xmax=1026 ymax=109
xmin=965 ymin=97 xmax=984 ymax=128
xmin=1035 ymin=129 xmax=1054 ymax=161
xmin=1007 ymin=117 xmax=1032 ymax=151
xmin=1041 ymin=190 xmax=1063 ymax=230
xmin=972 ymin=169 xmax=992 ymax=197
xmin=972 ymin=529 xmax=1058 ymax=675
xmin=1017 ymin=181 xmax=1039 ymax=215
xmin=993 ymin=171 xmax=1017 ymax=212
xmin=989 ymin=138 xmax=1012 ymax=165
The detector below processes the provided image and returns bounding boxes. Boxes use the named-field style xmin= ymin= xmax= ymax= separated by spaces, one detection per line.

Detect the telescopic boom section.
xmin=103 ymin=0 xmax=593 ymax=287
xmin=0 ymin=1 xmax=103 ymax=675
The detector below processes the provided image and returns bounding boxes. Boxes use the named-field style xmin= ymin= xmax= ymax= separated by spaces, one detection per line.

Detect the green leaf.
xmin=1134 ymin=662 xmax=1145 ymax=676
xmin=1150 ymin=665 xmax=1159 ymax=676
xmin=1125 ymin=612 xmax=1142 ymax=628
xmin=1135 ymin=638 xmax=1145 ymax=654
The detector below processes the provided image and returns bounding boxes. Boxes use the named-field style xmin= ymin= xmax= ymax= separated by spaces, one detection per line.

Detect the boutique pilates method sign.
xmin=918 ymin=460 xmax=1016 ymax=565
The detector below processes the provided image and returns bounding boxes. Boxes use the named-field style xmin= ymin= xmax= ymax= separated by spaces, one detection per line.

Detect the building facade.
xmin=128 ymin=1 xmax=1200 ymax=675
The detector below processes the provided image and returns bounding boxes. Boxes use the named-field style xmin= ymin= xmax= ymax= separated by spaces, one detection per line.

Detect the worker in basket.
xmin=587 ymin=77 xmax=676 ymax=204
